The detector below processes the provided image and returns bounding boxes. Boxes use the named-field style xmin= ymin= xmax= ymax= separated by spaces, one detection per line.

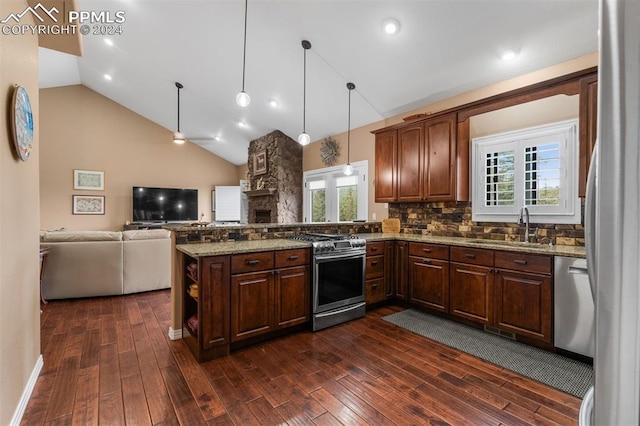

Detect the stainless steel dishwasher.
xmin=554 ymin=256 xmax=594 ymax=358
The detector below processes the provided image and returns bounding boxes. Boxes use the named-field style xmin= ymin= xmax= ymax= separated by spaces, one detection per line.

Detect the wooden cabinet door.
xmin=200 ymin=256 xmax=230 ymax=351
xmin=423 ymin=113 xmax=456 ymax=201
xmin=579 ymin=75 xmax=598 ymax=197
xmin=394 ymin=241 xmax=408 ymax=300
xmin=409 ymin=256 xmax=449 ymax=313
xmin=384 ymin=241 xmax=394 ymax=298
xmin=365 ymin=278 xmax=386 ymax=305
xmin=450 ymin=262 xmax=494 ymax=325
xmin=397 ymin=124 xmax=424 ymax=201
xmin=274 ymin=266 xmax=309 ymax=329
xmin=495 ymin=269 xmax=552 ymax=344
xmin=231 ymin=270 xmax=274 ymax=342
xmin=374 ymin=130 xmax=397 ymax=202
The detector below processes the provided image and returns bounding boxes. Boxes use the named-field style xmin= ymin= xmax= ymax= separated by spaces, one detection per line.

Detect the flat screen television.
xmin=132 ymin=186 xmax=198 ymax=222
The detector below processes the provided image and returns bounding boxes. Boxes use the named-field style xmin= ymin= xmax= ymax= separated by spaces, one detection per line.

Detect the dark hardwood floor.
xmin=22 ymin=290 xmax=580 ymax=425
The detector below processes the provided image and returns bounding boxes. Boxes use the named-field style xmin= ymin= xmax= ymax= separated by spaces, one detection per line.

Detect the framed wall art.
xmin=10 ymin=85 xmax=34 ymax=162
xmin=253 ymin=151 xmax=267 ymax=175
xmin=74 ymin=169 xmax=104 ymax=190
xmin=73 ymin=195 xmax=105 ymax=215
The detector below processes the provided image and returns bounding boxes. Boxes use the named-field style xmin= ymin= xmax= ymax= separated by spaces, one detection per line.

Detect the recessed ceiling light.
xmin=104 ymin=38 xmax=114 ymax=47
xmin=103 ymin=74 xmax=113 ymax=81
xmin=237 ymin=121 xmax=247 ymax=128
xmin=213 ymin=136 xmax=222 ymax=141
xmin=501 ymin=48 xmax=520 ymax=61
xmin=269 ymin=99 xmax=279 ymax=108
xmin=382 ymin=18 xmax=400 ymax=35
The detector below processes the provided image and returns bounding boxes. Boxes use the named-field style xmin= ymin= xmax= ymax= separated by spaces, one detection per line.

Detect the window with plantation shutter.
xmin=472 ymin=120 xmax=580 ymax=224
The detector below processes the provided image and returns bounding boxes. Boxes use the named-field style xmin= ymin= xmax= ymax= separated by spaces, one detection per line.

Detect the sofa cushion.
xmin=41 ymin=230 xmax=122 ymax=242
xmin=122 ymin=229 xmax=171 ymax=241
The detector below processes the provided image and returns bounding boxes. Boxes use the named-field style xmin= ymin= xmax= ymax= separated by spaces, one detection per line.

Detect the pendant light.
xmin=343 ymin=82 xmax=355 ymax=176
xmin=297 ymin=40 xmax=312 ymax=146
xmin=235 ymin=0 xmax=250 ymax=107
xmin=173 ymin=82 xmax=185 ymax=145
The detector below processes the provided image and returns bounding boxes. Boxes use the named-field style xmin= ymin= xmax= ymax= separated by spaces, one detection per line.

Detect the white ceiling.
xmin=39 ymin=0 xmax=598 ymax=166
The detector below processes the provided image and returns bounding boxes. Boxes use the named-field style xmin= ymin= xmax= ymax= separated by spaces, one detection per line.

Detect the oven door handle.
xmin=314 ymin=302 xmax=366 ymax=318
xmin=314 ymin=252 xmax=365 ymax=262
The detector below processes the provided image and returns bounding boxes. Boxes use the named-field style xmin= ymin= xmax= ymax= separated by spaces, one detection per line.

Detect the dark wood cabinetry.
xmin=181 ymin=247 xmax=310 ymax=362
xmin=397 ymin=124 xmax=424 ymax=201
xmin=374 ymin=130 xmax=397 ymax=202
xmin=408 ymin=242 xmax=449 ymax=312
xmin=182 ymin=255 xmax=231 ymax=362
xmin=365 ymin=241 xmax=387 ymax=305
xmin=449 ymin=247 xmax=495 ymax=325
xmin=423 ymin=115 xmax=457 ymax=201
xmin=394 ymin=241 xmax=408 ymax=300
xmin=231 ymin=249 xmax=310 ymax=342
xmin=375 ymin=113 xmax=457 ymax=203
xmin=579 ymin=74 xmax=598 ymax=197
xmin=494 ymin=251 xmax=553 ymax=344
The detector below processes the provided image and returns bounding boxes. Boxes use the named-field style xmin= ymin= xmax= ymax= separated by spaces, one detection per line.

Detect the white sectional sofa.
xmin=40 ymin=229 xmax=171 ymax=300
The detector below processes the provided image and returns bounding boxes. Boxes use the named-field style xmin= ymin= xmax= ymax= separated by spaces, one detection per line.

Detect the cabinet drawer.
xmin=231 ymin=251 xmax=274 ymax=274
xmin=450 ymin=247 xmax=494 ymax=267
xmin=495 ymin=251 xmax=551 ymax=274
xmin=365 ymin=278 xmax=386 ymax=305
xmin=275 ymin=248 xmax=310 ymax=269
xmin=365 ymin=255 xmax=384 ymax=279
xmin=366 ymin=241 xmax=385 ymax=256
xmin=408 ymin=242 xmax=449 ymax=260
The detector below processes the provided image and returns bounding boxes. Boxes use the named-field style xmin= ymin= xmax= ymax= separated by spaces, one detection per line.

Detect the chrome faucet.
xmin=518 ymin=206 xmax=536 ymax=243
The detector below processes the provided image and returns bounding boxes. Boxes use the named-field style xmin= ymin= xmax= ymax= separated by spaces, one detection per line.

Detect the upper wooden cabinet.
xmin=376 ymin=112 xmax=457 ymax=203
xmin=374 ymin=130 xmax=397 ymax=202
xmin=374 ymin=67 xmax=598 ymax=203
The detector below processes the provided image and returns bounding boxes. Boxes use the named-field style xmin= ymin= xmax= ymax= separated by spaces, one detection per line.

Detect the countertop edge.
xmin=177 ymin=233 xmax=585 ymax=258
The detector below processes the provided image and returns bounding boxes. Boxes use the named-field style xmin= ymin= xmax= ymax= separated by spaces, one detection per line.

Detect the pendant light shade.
xmin=236 ymin=0 xmax=250 ymax=107
xmin=173 ymin=82 xmax=185 ymax=145
xmin=298 ymin=40 xmax=312 ymax=146
xmin=343 ymin=82 xmax=355 ymax=176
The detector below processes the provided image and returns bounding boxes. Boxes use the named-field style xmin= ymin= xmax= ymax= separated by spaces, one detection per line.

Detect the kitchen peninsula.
xmin=169 ymin=221 xmax=585 ymax=362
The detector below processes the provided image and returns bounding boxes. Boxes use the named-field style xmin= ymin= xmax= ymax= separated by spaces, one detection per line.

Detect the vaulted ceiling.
xmin=39 ymin=0 xmax=598 ymax=165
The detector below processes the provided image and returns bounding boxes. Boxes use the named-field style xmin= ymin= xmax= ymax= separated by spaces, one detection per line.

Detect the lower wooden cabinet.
xmin=409 ymin=256 xmax=449 ymax=312
xmin=182 ymin=248 xmax=310 ymax=362
xmin=231 ymin=270 xmax=274 ymax=341
xmin=450 ymin=262 xmax=494 ymax=325
xmin=365 ymin=241 xmax=387 ymax=306
xmin=231 ymin=250 xmax=311 ymax=342
xmin=394 ymin=241 xmax=408 ymax=300
xmin=495 ymin=268 xmax=552 ymax=344
xmin=274 ymin=265 xmax=310 ymax=328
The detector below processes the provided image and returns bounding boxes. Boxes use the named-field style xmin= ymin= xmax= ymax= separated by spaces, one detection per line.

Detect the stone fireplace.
xmin=247 ymin=130 xmax=303 ymax=224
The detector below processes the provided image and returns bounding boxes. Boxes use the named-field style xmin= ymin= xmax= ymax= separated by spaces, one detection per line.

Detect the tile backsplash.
xmin=388 ymin=201 xmax=585 ymax=246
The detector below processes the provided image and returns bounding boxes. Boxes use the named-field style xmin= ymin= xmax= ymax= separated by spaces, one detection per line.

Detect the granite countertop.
xmin=177 ymin=239 xmax=311 ymax=257
xmin=166 ymin=221 xmax=381 ymax=232
xmin=356 ymin=233 xmax=585 ymax=258
xmin=177 ymin=232 xmax=585 ymax=258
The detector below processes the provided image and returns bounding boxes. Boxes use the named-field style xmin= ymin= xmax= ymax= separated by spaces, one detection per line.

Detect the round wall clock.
xmin=10 ymin=85 xmax=34 ymax=162
xmin=320 ymin=137 xmax=340 ymax=166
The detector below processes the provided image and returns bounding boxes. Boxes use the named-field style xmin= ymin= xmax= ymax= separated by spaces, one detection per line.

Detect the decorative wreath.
xmin=320 ymin=137 xmax=340 ymax=166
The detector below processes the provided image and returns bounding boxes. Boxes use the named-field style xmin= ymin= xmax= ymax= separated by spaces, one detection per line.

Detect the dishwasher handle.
xmin=568 ymin=266 xmax=589 ymax=275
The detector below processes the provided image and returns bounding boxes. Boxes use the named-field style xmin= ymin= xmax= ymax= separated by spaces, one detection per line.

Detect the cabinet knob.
xmin=423 ymin=248 xmax=432 ymax=253
xmin=465 ymin=253 xmax=476 ymax=259
xmin=246 ymin=260 xmax=260 ymax=266
xmin=514 ymin=259 xmax=527 ymax=265
xmin=288 ymin=255 xmax=299 ymax=260
xmin=423 ymin=259 xmax=432 ymax=265
xmin=372 ymin=284 xmax=379 ymax=289
xmin=371 ymin=261 xmax=379 ymax=266
xmin=371 ymin=246 xmax=379 ymax=251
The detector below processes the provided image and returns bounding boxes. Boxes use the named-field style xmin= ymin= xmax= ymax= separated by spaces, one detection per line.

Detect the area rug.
xmin=381 ymin=309 xmax=593 ymax=398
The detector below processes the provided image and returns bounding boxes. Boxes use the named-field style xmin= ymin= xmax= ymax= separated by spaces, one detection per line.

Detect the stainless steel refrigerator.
xmin=580 ymin=1 xmax=640 ymax=423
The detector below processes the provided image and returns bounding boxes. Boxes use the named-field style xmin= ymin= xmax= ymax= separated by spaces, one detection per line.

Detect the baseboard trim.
xmin=168 ymin=327 xmax=183 ymax=340
xmin=10 ymin=354 xmax=43 ymax=426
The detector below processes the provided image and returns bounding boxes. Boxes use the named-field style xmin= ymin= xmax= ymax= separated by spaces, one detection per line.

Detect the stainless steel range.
xmin=290 ymin=233 xmax=367 ymax=330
